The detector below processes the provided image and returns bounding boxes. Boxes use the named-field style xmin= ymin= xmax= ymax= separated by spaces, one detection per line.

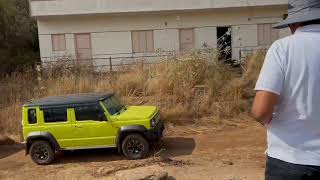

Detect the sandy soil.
xmin=0 ymin=120 xmax=266 ymax=180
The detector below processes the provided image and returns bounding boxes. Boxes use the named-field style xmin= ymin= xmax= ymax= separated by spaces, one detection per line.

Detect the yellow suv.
xmin=22 ymin=93 xmax=164 ymax=165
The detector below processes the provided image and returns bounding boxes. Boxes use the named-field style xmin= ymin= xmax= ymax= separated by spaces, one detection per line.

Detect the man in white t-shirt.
xmin=251 ymin=0 xmax=320 ymax=179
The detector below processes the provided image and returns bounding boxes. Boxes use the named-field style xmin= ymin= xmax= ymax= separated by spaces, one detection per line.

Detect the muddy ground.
xmin=0 ymin=120 xmax=266 ymax=180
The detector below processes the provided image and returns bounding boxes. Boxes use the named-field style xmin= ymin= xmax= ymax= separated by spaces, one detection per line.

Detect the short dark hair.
xmin=302 ymin=19 xmax=320 ymax=26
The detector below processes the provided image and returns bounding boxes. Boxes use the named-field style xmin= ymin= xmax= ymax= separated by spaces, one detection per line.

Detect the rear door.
xmin=41 ymin=107 xmax=74 ymax=148
xmin=70 ymin=104 xmax=116 ymax=148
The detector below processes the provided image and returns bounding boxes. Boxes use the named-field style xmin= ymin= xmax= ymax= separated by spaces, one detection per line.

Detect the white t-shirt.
xmin=255 ymin=25 xmax=320 ymax=166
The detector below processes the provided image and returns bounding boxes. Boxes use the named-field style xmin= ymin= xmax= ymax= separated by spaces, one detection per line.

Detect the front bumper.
xmin=145 ymin=121 xmax=165 ymax=141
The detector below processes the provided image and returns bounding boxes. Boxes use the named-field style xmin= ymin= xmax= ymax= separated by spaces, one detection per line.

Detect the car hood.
xmin=115 ymin=106 xmax=157 ymax=121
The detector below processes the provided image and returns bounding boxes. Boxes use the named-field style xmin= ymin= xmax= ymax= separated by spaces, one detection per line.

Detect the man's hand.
xmin=251 ymin=91 xmax=279 ymax=126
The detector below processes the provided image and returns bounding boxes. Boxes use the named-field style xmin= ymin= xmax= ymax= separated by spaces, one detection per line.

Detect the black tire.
xmin=121 ymin=134 xmax=149 ymax=160
xmin=30 ymin=140 xmax=55 ymax=165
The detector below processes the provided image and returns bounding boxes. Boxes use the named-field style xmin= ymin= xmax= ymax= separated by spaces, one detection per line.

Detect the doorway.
xmin=217 ymin=26 xmax=232 ymax=62
xmin=179 ymin=28 xmax=195 ymax=52
xmin=75 ymin=33 xmax=93 ymax=67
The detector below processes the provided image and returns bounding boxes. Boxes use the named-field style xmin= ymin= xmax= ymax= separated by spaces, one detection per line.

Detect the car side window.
xmin=75 ymin=105 xmax=104 ymax=121
xmin=43 ymin=108 xmax=68 ymax=123
xmin=28 ymin=109 xmax=37 ymax=124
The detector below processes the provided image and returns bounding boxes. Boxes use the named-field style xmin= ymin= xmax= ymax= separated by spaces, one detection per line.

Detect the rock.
xmin=97 ymin=167 xmax=105 ymax=174
xmin=0 ymin=135 xmax=15 ymax=145
xmin=94 ymin=166 xmax=116 ymax=177
xmin=115 ymin=165 xmax=168 ymax=180
xmin=222 ymin=160 xmax=234 ymax=166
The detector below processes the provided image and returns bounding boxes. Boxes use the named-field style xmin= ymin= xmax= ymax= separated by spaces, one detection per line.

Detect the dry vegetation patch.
xmin=0 ymin=51 xmax=265 ymax=142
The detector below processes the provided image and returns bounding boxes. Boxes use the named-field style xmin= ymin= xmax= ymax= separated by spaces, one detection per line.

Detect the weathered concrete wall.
xmin=30 ymin=0 xmax=287 ymax=17
xmin=37 ymin=6 xmax=289 ymax=63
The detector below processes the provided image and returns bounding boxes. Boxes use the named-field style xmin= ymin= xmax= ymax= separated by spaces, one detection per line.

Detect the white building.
xmin=29 ymin=0 xmax=290 ymax=69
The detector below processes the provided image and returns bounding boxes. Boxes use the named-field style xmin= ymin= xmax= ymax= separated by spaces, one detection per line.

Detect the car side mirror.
xmin=98 ymin=113 xmax=107 ymax=121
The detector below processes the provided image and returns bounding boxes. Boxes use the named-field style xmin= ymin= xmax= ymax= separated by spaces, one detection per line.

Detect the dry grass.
xmin=0 ymin=51 xmax=266 ymax=141
xmin=237 ymin=50 xmax=266 ymax=98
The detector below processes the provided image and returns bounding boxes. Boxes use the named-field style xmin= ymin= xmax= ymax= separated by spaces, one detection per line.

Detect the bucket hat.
xmin=274 ymin=0 xmax=320 ymax=29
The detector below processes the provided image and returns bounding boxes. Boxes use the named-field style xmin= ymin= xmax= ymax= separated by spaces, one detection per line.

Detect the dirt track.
xmin=0 ymin=120 xmax=266 ymax=180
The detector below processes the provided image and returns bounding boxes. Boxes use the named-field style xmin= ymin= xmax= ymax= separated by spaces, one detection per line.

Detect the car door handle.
xmin=74 ymin=126 xmax=83 ymax=128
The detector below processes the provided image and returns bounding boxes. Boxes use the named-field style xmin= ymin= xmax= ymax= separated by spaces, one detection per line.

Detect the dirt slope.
xmin=0 ymin=121 xmax=266 ymax=180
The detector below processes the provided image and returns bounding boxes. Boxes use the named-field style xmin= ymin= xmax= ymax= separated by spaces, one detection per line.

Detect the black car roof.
xmin=24 ymin=92 xmax=114 ymax=108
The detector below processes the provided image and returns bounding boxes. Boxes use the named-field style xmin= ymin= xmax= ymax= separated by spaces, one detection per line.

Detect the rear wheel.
xmin=30 ymin=140 xmax=55 ymax=165
xmin=122 ymin=134 xmax=149 ymax=160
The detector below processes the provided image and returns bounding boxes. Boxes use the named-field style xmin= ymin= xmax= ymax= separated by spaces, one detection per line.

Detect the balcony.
xmin=30 ymin=0 xmax=288 ymax=17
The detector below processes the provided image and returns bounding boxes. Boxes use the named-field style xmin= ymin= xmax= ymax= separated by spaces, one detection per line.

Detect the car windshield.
xmin=102 ymin=95 xmax=125 ymax=115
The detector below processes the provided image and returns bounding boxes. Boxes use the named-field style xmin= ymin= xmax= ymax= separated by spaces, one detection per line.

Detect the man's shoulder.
xmin=274 ymin=35 xmax=294 ymax=47
xmin=274 ymin=34 xmax=298 ymax=47
xmin=268 ymin=35 xmax=294 ymax=54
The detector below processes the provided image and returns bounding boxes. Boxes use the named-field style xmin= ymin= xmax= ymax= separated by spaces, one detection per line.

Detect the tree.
xmin=0 ymin=0 xmax=39 ymax=75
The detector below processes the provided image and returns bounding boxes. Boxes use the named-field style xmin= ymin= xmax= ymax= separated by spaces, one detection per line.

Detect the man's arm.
xmin=252 ymin=41 xmax=284 ymax=126
xmin=251 ymin=91 xmax=279 ymax=126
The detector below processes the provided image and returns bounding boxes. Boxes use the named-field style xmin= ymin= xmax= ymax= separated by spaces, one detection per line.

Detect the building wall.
xmin=91 ymin=32 xmax=132 ymax=55
xmin=154 ymin=29 xmax=180 ymax=51
xmin=30 ymin=0 xmax=288 ymax=17
xmin=279 ymin=28 xmax=291 ymax=39
xmin=231 ymin=25 xmax=259 ymax=60
xmin=195 ymin=27 xmax=217 ymax=49
xmin=37 ymin=6 xmax=290 ymax=65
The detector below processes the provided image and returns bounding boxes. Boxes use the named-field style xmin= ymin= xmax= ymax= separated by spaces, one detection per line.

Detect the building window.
xmin=43 ymin=108 xmax=68 ymax=123
xmin=132 ymin=30 xmax=154 ymax=53
xmin=75 ymin=105 xmax=104 ymax=121
xmin=258 ymin=24 xmax=279 ymax=46
xmin=28 ymin=109 xmax=37 ymax=124
xmin=179 ymin=28 xmax=195 ymax=51
xmin=52 ymin=34 xmax=66 ymax=51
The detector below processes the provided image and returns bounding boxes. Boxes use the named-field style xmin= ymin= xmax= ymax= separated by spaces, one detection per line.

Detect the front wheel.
xmin=30 ymin=140 xmax=55 ymax=165
xmin=122 ymin=134 xmax=149 ymax=160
